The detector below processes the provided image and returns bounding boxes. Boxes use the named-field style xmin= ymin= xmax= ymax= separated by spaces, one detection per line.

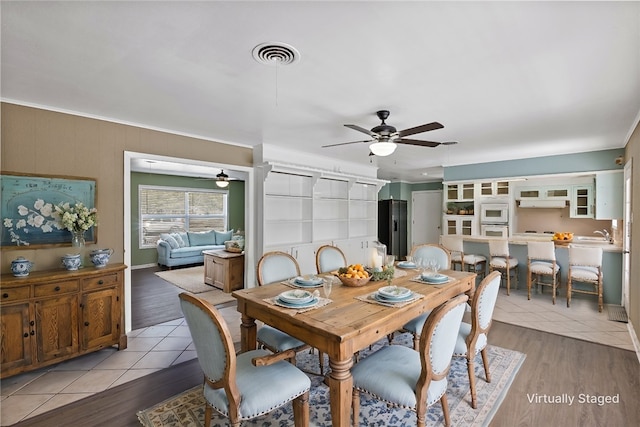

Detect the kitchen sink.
xmin=574 ymin=236 xmax=608 ymax=242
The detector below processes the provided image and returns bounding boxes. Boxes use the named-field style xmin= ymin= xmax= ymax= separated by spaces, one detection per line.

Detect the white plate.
xmin=420 ymin=274 xmax=448 ymax=284
xmin=397 ymin=261 xmax=417 ymax=269
xmin=374 ymin=292 xmax=414 ymax=303
xmin=294 ymin=276 xmax=324 ymax=286
xmin=277 ymin=296 xmax=319 ymax=308
xmin=378 ymin=286 xmax=412 ymax=299
xmin=278 ymin=289 xmax=314 ymax=304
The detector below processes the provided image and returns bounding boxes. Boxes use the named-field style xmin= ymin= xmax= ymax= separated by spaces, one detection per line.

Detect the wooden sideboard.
xmin=203 ymin=250 xmax=244 ymax=293
xmin=0 ymin=263 xmax=127 ymax=378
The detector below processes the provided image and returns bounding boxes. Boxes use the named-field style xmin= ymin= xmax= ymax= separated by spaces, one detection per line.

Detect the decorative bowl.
xmin=338 ymin=275 xmax=372 ymax=287
xmin=90 ymin=248 xmax=113 ymax=268
xmin=224 ymin=240 xmax=243 ymax=253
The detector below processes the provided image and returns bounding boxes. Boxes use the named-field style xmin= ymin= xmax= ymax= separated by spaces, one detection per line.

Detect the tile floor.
xmin=0 ymin=289 xmax=634 ymax=426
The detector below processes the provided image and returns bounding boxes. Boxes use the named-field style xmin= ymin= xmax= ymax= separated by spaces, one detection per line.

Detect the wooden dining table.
xmin=233 ymin=268 xmax=476 ymax=427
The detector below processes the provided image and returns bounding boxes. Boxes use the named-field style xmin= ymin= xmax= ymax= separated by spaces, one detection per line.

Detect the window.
xmin=139 ymin=185 xmax=228 ymax=248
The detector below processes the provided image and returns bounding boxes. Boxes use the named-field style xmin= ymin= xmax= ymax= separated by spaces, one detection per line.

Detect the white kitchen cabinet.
xmin=570 ymin=184 xmax=594 ymax=218
xmin=479 ymin=180 xmax=510 ymax=197
xmin=443 ymin=216 xmax=477 ymax=236
xmin=333 ymin=237 xmax=378 ymax=266
xmin=515 ymin=185 xmax=570 ymax=201
xmin=446 ymin=183 xmax=475 ymax=201
xmin=595 ymin=171 xmax=623 ymax=219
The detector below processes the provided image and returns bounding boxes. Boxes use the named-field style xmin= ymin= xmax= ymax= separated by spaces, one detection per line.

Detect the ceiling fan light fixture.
xmin=369 ymin=141 xmax=397 ymax=157
xmin=215 ymin=170 xmax=230 ymax=188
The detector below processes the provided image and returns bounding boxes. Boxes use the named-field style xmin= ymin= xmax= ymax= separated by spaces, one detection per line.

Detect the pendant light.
xmin=216 ymin=170 xmax=229 ymax=188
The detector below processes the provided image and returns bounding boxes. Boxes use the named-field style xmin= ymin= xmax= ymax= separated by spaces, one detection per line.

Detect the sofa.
xmin=156 ymin=229 xmax=233 ymax=268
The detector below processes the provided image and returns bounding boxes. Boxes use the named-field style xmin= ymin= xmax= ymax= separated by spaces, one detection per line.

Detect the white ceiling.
xmin=2 ymin=1 xmax=639 ymax=182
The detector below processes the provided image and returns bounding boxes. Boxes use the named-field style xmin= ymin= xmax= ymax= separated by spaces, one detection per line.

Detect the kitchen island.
xmin=459 ymin=235 xmax=623 ymax=305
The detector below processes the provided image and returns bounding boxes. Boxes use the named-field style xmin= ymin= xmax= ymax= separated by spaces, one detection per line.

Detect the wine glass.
xmin=432 ymin=261 xmax=440 ymax=276
xmin=322 ymin=277 xmax=333 ymax=298
xmin=385 ymin=254 xmax=395 ymax=268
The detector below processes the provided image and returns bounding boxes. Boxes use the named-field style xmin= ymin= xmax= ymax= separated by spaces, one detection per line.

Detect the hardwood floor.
xmin=130 ymin=266 xmax=186 ymax=330
xmin=12 ymin=317 xmax=639 ymax=426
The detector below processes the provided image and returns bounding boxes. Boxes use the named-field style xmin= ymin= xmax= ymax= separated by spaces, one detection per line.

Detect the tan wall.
xmin=625 ymin=121 xmax=640 ymax=340
xmin=0 ymin=103 xmax=253 ymax=273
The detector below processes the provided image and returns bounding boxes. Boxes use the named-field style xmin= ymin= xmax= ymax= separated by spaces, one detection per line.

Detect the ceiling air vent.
xmin=252 ymin=42 xmax=300 ymax=66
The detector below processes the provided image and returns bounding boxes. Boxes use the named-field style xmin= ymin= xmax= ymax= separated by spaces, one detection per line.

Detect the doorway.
xmin=123 ymin=151 xmax=255 ymax=333
xmin=411 ymin=190 xmax=443 ymax=247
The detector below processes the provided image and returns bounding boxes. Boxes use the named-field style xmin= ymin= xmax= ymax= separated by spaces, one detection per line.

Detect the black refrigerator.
xmin=378 ymin=199 xmax=407 ymax=258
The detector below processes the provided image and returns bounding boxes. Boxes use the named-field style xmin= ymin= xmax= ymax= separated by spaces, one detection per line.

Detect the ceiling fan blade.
xmin=398 ymin=122 xmax=444 ymax=138
xmin=322 ymin=139 xmax=372 ymax=148
xmin=344 ymin=124 xmax=376 ymax=137
xmin=395 ymin=138 xmax=441 ymax=148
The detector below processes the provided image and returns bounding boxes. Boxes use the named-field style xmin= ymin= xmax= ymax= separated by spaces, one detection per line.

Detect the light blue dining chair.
xmin=400 ymin=243 xmax=452 ymax=350
xmin=351 ymin=294 xmax=469 ymax=427
xmin=179 ymin=293 xmax=311 ymax=427
xmin=452 ymin=271 xmax=501 ymax=409
xmin=315 ymin=244 xmax=347 ymax=273
xmin=256 ymin=251 xmax=310 ymax=364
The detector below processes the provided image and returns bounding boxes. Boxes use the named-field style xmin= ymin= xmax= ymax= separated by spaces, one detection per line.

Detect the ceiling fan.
xmin=322 ymin=110 xmax=458 ymax=156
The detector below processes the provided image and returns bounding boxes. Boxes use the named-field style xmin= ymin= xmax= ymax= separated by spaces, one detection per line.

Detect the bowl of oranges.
xmin=336 ymin=264 xmax=372 ymax=287
xmin=552 ymin=232 xmax=574 ymax=246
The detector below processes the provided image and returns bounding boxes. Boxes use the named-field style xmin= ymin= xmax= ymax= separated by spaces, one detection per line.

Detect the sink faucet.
xmin=594 ymin=229 xmax=612 ymax=243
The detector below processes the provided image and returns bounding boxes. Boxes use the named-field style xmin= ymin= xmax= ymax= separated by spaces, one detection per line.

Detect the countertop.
xmin=462 ymin=234 xmax=623 ymax=253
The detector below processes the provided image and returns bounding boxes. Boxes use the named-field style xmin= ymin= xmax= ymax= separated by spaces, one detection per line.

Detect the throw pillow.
xmin=159 ymin=233 xmax=179 ymax=249
xmin=187 ymin=230 xmax=216 ymax=246
xmin=170 ymin=232 xmax=186 ymax=247
xmin=177 ymin=232 xmax=190 ymax=247
xmin=214 ymin=229 xmax=234 ymax=245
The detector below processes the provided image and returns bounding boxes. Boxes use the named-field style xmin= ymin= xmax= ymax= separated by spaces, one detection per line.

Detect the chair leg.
xmin=318 ymin=351 xmax=324 ymax=375
xmin=352 ymin=389 xmax=360 ymax=427
xmin=292 ymin=391 xmax=310 ymax=427
xmin=467 ymin=356 xmax=478 ymax=409
xmin=567 ymin=276 xmax=572 ymax=307
xmin=413 ymin=332 xmax=420 ymax=351
xmin=526 ymin=267 xmax=531 ymax=300
xmin=481 ymin=347 xmax=491 ymax=383
xmin=506 ymin=266 xmax=511 ymax=296
xmin=440 ymin=394 xmax=451 ymax=427
xmin=598 ymin=281 xmax=603 ymax=312
xmin=205 ymin=405 xmax=213 ymax=427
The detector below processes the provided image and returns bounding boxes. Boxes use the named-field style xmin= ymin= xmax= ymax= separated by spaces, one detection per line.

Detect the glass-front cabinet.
xmin=479 ymin=180 xmax=509 ymax=196
xmin=570 ymin=184 xmax=594 ymax=218
xmin=443 ymin=216 xmax=477 ymax=236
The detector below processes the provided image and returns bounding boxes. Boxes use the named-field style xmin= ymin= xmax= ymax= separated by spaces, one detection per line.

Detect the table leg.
xmin=240 ymin=314 xmax=257 ymax=352
xmin=327 ymin=356 xmax=354 ymax=427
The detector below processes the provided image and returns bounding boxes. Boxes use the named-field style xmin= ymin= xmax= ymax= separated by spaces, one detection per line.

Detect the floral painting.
xmin=1 ymin=173 xmax=97 ymax=249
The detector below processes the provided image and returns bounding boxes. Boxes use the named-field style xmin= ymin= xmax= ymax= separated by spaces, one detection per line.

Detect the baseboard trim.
xmin=627 ymin=320 xmax=640 ymax=364
xmin=131 ymin=263 xmax=158 ymax=270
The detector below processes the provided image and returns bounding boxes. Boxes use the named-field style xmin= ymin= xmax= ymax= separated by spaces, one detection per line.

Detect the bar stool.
xmin=488 ymin=239 xmax=519 ymax=295
xmin=441 ymin=235 xmax=487 ymax=279
xmin=526 ymin=241 xmax=561 ymax=304
xmin=567 ymin=245 xmax=604 ymax=312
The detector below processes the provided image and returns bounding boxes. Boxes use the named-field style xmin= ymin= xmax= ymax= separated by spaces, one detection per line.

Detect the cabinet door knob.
xmin=23 ymin=332 xmax=29 ymax=338
xmin=98 ymin=280 xmax=104 ymax=285
xmin=84 ymin=322 xmax=90 ymax=326
xmin=30 ymin=320 xmax=35 ymax=326
xmin=2 ymin=293 xmax=8 ymax=298
xmin=54 ymin=286 xmax=61 ymax=291
xmin=30 ymin=330 xmax=34 ymax=335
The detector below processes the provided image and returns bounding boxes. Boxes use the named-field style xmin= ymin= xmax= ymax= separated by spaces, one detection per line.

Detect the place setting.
xmin=284 ymin=274 xmax=325 ymax=288
xmin=396 ymin=255 xmax=418 ymax=270
xmin=268 ymin=277 xmax=335 ymax=313
xmin=358 ymin=285 xmax=423 ymax=308
xmin=411 ymin=259 xmax=453 ymax=286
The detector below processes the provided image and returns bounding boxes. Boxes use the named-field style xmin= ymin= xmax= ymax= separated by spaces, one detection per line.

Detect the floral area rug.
xmin=137 ymin=334 xmax=525 ymax=427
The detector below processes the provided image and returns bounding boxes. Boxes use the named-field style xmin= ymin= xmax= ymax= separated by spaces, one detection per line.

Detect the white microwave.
xmin=481 ymin=203 xmax=509 ymax=224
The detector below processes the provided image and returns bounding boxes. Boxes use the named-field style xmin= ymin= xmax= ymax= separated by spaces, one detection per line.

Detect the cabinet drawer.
xmin=34 ymin=280 xmax=79 ymax=297
xmin=82 ymin=273 xmax=120 ymax=291
xmin=1 ymin=286 xmax=30 ymax=303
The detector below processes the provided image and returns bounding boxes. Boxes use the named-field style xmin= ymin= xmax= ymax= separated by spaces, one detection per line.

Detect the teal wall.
xmin=444 ymin=148 xmax=625 ymax=181
xmin=130 ymin=172 xmax=245 ymax=266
